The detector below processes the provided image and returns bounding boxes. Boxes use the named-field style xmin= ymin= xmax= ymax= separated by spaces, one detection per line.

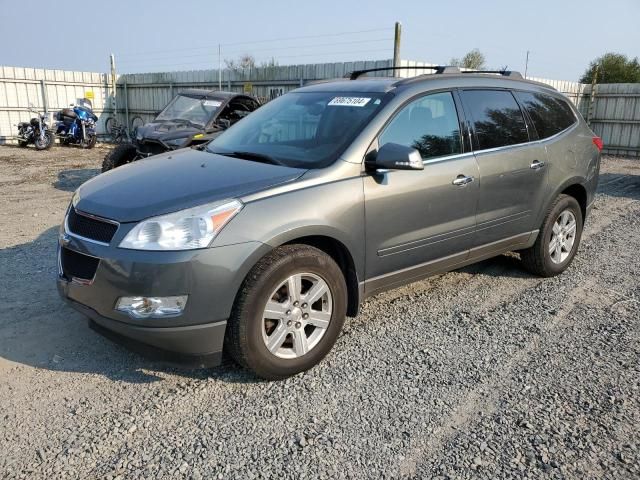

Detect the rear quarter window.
xmin=461 ymin=90 xmax=529 ymax=150
xmin=514 ymin=91 xmax=576 ymax=139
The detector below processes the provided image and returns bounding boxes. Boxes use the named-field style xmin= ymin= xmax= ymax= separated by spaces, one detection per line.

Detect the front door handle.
xmin=452 ymin=174 xmax=474 ymax=186
xmin=530 ymin=160 xmax=546 ymax=170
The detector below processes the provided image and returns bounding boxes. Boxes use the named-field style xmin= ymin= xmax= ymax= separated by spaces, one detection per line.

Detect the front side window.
xmin=514 ymin=91 xmax=576 ymax=139
xmin=208 ymin=91 xmax=387 ymax=169
xmin=379 ymin=92 xmax=462 ymax=160
xmin=461 ymin=90 xmax=529 ymax=150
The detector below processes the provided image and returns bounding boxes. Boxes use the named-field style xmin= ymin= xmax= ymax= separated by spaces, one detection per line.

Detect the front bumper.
xmin=57 ymin=228 xmax=270 ymax=365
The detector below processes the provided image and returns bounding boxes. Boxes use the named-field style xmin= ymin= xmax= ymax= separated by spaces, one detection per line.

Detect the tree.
xmin=580 ymin=53 xmax=640 ymax=83
xmin=224 ymin=54 xmax=279 ymax=71
xmin=259 ymin=57 xmax=279 ymax=68
xmin=450 ymin=49 xmax=486 ymax=70
xmin=224 ymin=54 xmax=256 ymax=72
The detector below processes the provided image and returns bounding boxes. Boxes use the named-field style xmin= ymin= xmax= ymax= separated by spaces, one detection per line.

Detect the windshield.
xmin=207 ymin=91 xmax=387 ymax=168
xmin=156 ymin=95 xmax=222 ymax=126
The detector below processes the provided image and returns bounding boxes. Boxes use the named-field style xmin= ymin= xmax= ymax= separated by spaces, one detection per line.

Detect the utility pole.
xmin=524 ymin=50 xmax=530 ymax=78
xmin=218 ymin=44 xmax=222 ymax=91
xmin=110 ymin=53 xmax=117 ymax=119
xmin=393 ymin=21 xmax=402 ymax=76
xmin=587 ymin=64 xmax=600 ymax=126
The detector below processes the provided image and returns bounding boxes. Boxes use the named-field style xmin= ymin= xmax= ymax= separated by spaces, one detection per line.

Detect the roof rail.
xmin=347 ymin=65 xmax=460 ymax=80
xmin=461 ymin=69 xmax=523 ymax=79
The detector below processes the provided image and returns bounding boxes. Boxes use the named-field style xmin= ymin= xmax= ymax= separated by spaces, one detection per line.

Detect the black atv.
xmin=102 ymin=90 xmax=260 ymax=172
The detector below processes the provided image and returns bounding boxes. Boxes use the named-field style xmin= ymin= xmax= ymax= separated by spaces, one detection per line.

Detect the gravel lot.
xmin=0 ymin=145 xmax=639 ymax=479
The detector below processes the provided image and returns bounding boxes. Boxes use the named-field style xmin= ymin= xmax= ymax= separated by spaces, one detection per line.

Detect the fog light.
xmin=115 ymin=295 xmax=188 ymax=319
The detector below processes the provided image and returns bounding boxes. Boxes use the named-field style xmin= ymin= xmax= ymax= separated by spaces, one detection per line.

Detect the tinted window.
xmin=379 ymin=92 xmax=462 ymax=160
xmin=514 ymin=91 xmax=576 ymax=139
xmin=209 ymin=91 xmax=386 ymax=169
xmin=461 ymin=90 xmax=529 ymax=149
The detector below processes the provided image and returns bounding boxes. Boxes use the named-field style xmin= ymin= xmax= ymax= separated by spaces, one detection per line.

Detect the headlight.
xmin=119 ymin=199 xmax=242 ymax=251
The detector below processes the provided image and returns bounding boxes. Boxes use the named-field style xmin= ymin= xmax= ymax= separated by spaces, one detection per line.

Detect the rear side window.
xmin=379 ymin=92 xmax=462 ymax=160
xmin=461 ymin=90 xmax=529 ymax=150
xmin=514 ymin=91 xmax=576 ymax=139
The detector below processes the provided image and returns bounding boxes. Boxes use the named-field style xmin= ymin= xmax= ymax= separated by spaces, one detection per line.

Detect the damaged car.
xmin=102 ymin=90 xmax=260 ymax=171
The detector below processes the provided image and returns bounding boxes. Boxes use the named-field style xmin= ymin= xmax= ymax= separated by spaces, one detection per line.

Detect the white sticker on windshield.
xmin=328 ymin=97 xmax=371 ymax=107
xmin=203 ymin=100 xmax=222 ymax=107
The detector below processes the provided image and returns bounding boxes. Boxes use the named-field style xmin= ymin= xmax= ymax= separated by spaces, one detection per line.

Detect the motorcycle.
xmin=16 ymin=106 xmax=54 ymax=150
xmin=55 ymin=99 xmax=98 ymax=148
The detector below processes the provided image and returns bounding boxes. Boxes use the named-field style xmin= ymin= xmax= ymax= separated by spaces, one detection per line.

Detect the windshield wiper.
xmin=213 ymin=150 xmax=283 ymax=166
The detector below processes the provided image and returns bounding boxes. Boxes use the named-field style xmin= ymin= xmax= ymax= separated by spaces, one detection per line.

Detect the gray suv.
xmin=57 ymin=66 xmax=602 ymax=379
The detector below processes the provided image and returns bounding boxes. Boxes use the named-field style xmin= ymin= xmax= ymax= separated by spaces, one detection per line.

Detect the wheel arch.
xmin=560 ymin=183 xmax=587 ymax=221
xmin=280 ymin=235 xmax=360 ymax=317
xmin=256 ymin=226 xmax=362 ymax=317
xmin=539 ymin=176 xmax=589 ymax=226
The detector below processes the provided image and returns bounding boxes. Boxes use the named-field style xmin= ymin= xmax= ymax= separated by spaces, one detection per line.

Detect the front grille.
xmin=67 ymin=208 xmax=118 ymax=244
xmin=60 ymin=247 xmax=99 ymax=281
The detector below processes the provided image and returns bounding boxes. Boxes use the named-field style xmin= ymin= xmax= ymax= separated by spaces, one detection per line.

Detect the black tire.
xmin=81 ymin=134 xmax=97 ymax=149
xmin=102 ymin=144 xmax=137 ymax=172
xmin=520 ymin=194 xmax=583 ymax=277
xmin=225 ymin=245 xmax=347 ymax=380
xmin=34 ymin=131 xmax=54 ymax=150
xmin=18 ymin=140 xmax=28 ymax=148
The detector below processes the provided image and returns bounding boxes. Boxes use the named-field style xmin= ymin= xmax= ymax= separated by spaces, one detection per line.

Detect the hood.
xmin=75 ymin=149 xmax=306 ymax=222
xmin=136 ymin=121 xmax=203 ymax=143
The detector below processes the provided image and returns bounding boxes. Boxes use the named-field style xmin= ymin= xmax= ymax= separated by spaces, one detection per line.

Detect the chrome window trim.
xmin=64 ymin=208 xmax=120 ymax=247
xmin=422 ymin=151 xmax=475 ymax=165
xmin=373 ymin=151 xmax=476 ymax=173
xmin=470 ymin=121 xmax=578 ymax=155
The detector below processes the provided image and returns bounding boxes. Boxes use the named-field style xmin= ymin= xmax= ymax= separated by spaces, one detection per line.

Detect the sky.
xmin=0 ymin=0 xmax=638 ymax=82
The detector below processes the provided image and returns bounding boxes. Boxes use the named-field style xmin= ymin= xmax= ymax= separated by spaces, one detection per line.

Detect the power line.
xmin=120 ymin=48 xmax=392 ymax=72
xmin=118 ymin=27 xmax=393 ymax=58
xmin=118 ymin=37 xmax=391 ymax=65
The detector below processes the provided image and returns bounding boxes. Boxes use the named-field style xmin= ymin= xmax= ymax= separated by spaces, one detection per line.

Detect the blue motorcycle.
xmin=55 ymin=99 xmax=98 ymax=148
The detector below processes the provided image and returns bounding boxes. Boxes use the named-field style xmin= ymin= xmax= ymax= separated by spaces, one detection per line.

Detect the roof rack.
xmin=461 ymin=69 xmax=523 ymax=79
xmin=347 ymin=65 xmax=461 ymax=80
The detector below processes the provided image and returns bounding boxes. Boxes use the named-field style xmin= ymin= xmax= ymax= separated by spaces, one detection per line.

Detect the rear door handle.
xmin=530 ymin=160 xmax=546 ymax=170
xmin=452 ymin=174 xmax=474 ymax=186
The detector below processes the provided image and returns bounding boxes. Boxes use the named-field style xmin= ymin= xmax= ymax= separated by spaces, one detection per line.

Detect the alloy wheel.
xmin=549 ymin=209 xmax=577 ymax=264
xmin=261 ymin=272 xmax=333 ymax=359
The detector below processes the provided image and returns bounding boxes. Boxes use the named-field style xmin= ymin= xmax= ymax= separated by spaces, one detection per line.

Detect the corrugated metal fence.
xmin=1 ymin=61 xmax=638 ymax=156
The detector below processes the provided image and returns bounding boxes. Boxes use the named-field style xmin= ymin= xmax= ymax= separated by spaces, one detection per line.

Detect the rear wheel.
xmin=102 ymin=143 xmax=137 ymax=172
xmin=225 ymin=245 xmax=347 ymax=380
xmin=130 ymin=116 xmax=144 ymax=139
xmin=520 ymin=194 xmax=583 ymax=277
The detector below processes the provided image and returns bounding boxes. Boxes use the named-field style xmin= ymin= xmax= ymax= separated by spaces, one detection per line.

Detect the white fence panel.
xmin=0 ymin=61 xmax=638 ymax=155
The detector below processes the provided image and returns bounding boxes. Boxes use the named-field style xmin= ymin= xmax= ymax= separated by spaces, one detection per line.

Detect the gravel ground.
xmin=0 ymin=145 xmax=639 ymax=479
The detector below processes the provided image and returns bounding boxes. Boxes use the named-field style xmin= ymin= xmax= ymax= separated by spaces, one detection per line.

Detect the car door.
xmin=459 ymin=89 xmax=549 ymax=248
xmin=363 ymin=91 xmax=479 ymax=294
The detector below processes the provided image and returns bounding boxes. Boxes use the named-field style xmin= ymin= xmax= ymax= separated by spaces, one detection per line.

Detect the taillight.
xmin=592 ymin=136 xmax=603 ymax=152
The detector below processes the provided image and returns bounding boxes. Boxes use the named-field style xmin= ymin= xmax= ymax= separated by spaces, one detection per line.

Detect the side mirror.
xmin=367 ymin=142 xmax=424 ymax=171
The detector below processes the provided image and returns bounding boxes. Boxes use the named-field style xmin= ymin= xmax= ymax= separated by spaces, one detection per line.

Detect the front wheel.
xmin=102 ymin=143 xmax=137 ymax=172
xmin=520 ymin=194 xmax=583 ymax=277
xmin=81 ymin=134 xmax=97 ymax=149
xmin=225 ymin=245 xmax=347 ymax=380
xmin=34 ymin=131 xmax=54 ymax=150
